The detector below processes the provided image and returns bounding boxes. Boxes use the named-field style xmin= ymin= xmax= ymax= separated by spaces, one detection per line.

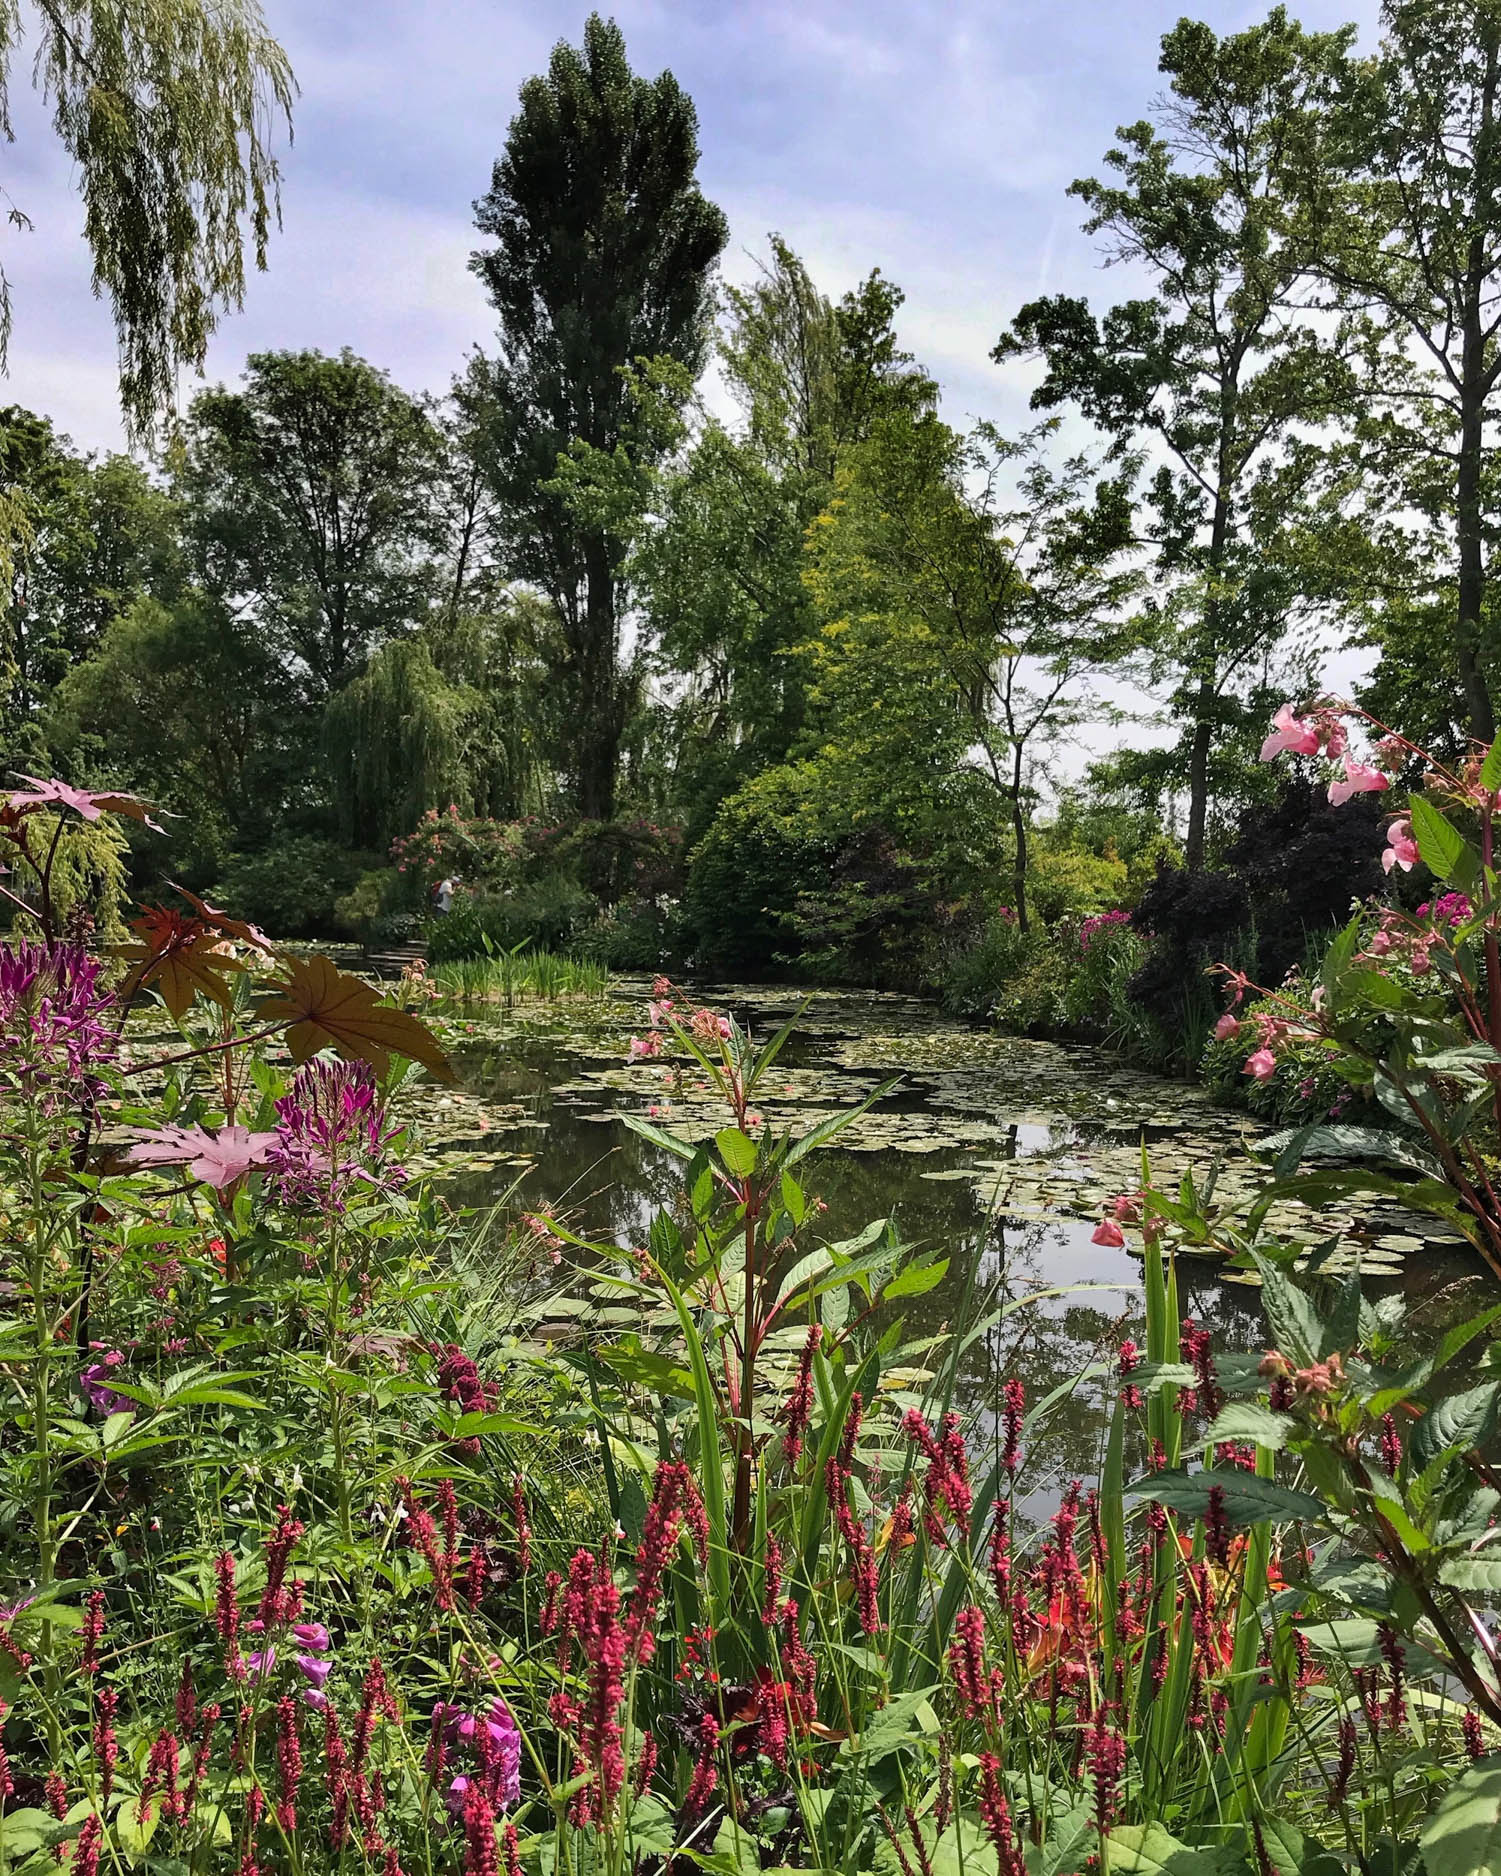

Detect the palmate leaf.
xmin=257 ymin=954 xmax=455 ymax=1083
xmin=118 ymin=905 xmax=247 ymax=1017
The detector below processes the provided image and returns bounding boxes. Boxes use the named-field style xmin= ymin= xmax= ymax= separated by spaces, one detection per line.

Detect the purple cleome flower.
xmin=0 ymin=941 xmax=116 ymax=1093
xmin=266 ymin=1059 xmax=407 ymax=1213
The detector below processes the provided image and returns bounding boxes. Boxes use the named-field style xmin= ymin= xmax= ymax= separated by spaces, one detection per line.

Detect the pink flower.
xmin=1260 ymin=703 xmax=1320 ymax=761
xmin=1213 ymin=1013 xmax=1240 ymax=1041
xmin=627 ymin=1032 xmax=662 ymax=1061
xmin=1328 ymin=756 xmax=1390 ymax=806
xmin=1091 ymin=1219 xmax=1126 ymax=1247
xmin=1244 ymin=1049 xmax=1277 ymax=1081
xmin=128 ymin=1123 xmax=277 ymax=1192
xmin=297 ymin=1655 xmax=331 ymax=1688
xmin=1383 ymin=818 xmax=1419 ymax=874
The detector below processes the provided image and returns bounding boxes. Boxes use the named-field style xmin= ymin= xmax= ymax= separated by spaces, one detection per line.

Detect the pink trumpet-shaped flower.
xmin=1090 ymin=1219 xmax=1126 ymax=1248
xmin=1243 ymin=1049 xmax=1277 ymax=1081
xmin=1328 ymin=756 xmax=1390 ymax=806
xmin=1213 ymin=1012 xmax=1240 ymax=1041
xmin=1259 ymin=703 xmax=1320 ymax=761
xmin=1383 ymin=818 xmax=1419 ymax=874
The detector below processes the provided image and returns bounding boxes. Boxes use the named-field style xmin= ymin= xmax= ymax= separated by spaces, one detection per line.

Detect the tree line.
xmin=6 ymin=3 xmax=1501 ymax=973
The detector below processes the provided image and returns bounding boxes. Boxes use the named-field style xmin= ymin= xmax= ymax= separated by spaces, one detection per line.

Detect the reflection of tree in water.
xmin=448 ymin=1020 xmax=1494 ymax=1506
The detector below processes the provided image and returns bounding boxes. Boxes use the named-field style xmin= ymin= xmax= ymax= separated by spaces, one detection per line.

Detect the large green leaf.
xmin=1420 ymin=1758 xmax=1501 ymax=1876
xmin=1410 ymin=794 xmax=1474 ymax=883
xmin=1124 ymin=1468 xmax=1325 ymax=1528
xmin=1259 ymin=1124 xmax=1443 ymax=1180
xmin=1438 ymin=1554 xmax=1501 ymax=1596
xmin=1099 ymin=1824 xmax=1232 ymax=1874
xmin=1412 ymin=1380 xmax=1501 ymax=1470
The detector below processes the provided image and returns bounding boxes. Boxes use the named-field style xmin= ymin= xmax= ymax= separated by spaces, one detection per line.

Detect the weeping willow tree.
xmin=324 ymin=605 xmax=557 ymax=849
xmin=0 ymin=0 xmax=295 ymax=440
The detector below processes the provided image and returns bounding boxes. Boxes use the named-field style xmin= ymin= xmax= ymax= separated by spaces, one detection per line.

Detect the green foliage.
xmin=0 ymin=0 xmax=294 ymax=443
xmin=469 ymin=11 xmax=727 ymax=817
xmin=180 ymin=349 xmax=445 ymax=699
xmin=212 ymin=836 xmax=376 ymax=938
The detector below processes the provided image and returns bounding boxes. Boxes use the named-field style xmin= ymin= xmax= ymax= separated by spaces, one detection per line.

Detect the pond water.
xmin=421 ymin=982 xmax=1484 ymax=1494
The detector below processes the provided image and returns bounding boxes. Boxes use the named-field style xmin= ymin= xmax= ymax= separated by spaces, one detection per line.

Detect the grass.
xmin=430 ymin=946 xmax=611 ymax=1008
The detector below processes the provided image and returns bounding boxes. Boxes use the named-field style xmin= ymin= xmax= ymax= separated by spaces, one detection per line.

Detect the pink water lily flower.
xmin=1383 ymin=818 xmax=1419 ymax=874
xmin=1243 ymin=1049 xmax=1278 ymax=1081
xmin=1259 ymin=704 xmax=1320 ymax=762
xmin=1328 ymin=756 xmax=1390 ymax=806
xmin=127 ymin=1123 xmax=278 ymax=1192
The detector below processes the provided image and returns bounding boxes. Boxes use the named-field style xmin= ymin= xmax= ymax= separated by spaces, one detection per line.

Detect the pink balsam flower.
xmin=1260 ymin=703 xmax=1320 ymax=761
xmin=1328 ymin=756 xmax=1390 ymax=806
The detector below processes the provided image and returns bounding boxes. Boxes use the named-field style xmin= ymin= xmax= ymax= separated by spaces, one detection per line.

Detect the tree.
xmin=179 ymin=349 xmax=445 ymax=699
xmin=322 ymin=597 xmax=562 ymax=848
xmin=1289 ymin=0 xmax=1501 ymax=741
xmin=802 ymin=414 xmax=1141 ymax=930
xmin=996 ymin=8 xmax=1353 ymax=868
xmin=0 ymin=406 xmax=180 ymax=762
xmin=49 ymin=587 xmax=293 ymax=873
xmin=0 ymin=0 xmax=293 ymax=442
xmin=469 ymin=12 xmax=727 ymax=820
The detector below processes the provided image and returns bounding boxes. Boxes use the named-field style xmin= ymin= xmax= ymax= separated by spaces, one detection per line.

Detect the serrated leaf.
xmin=257 ymin=953 xmax=455 ymax=1082
xmin=1098 ymin=1824 xmax=1226 ymax=1874
xmin=1205 ymin=1402 xmax=1294 ymax=1451
xmin=881 ymin=1258 xmax=948 ymax=1301
xmin=1410 ymin=795 xmax=1472 ymax=883
xmin=1438 ymin=1555 xmax=1501 ymax=1596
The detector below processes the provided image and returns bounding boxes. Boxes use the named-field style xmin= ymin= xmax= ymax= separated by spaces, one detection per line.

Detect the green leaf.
xmin=1260 ymin=1124 xmax=1443 ymax=1180
xmin=1123 ymin=1467 xmax=1325 ymax=1528
xmin=1205 ymin=1403 xmax=1295 ymax=1452
xmin=618 ymin=1111 xmax=697 ymax=1163
xmin=1438 ymin=1555 xmax=1501 ymax=1596
xmin=715 ymin=1127 xmax=757 ymax=1177
xmin=1099 ymin=1824 xmax=1228 ymax=1874
xmin=1480 ymin=737 xmax=1501 ymax=793
xmin=881 ymin=1258 xmax=949 ymax=1301
xmin=780 ymin=1171 xmax=806 ymax=1227
xmin=1412 ymin=1381 xmax=1501 ymax=1470
xmin=1410 ymin=794 xmax=1473 ymax=883
xmin=1254 ymin=1816 xmax=1343 ymax=1876
xmin=1420 ymin=1756 xmax=1501 ymax=1876
xmin=845 ymin=1687 xmax=939 ymax=1759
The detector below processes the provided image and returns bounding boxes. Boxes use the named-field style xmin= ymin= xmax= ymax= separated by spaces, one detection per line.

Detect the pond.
xmin=419 ymin=981 xmax=1485 ymax=1497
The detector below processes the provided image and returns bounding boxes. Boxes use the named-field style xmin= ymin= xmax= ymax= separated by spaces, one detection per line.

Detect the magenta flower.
xmin=1259 ymin=703 xmax=1320 ymax=761
xmin=0 ymin=942 xmax=116 ymax=1092
xmin=266 ymin=1058 xmax=405 ymax=1212
xmin=128 ymin=1123 xmax=277 ymax=1192
xmin=79 ymin=1351 xmax=134 ymax=1416
xmin=245 ymin=1646 xmax=276 ymax=1679
xmin=1244 ymin=1048 xmax=1278 ymax=1081
xmin=1091 ymin=1219 xmax=1126 ymax=1248
xmin=1328 ymin=756 xmax=1390 ymax=806
xmin=296 ymin=1655 xmax=331 ymax=1689
xmin=292 ymin=1623 xmax=330 ymax=1652
xmin=1384 ymin=817 xmax=1420 ymax=874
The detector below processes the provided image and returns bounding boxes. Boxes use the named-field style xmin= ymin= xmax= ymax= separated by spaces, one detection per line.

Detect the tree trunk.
xmin=1009 ymin=741 xmax=1030 ymax=933
xmin=1458 ymin=241 xmax=1497 ymax=743
xmin=575 ymin=534 xmax=620 ymax=820
xmin=1183 ymin=682 xmax=1216 ymax=872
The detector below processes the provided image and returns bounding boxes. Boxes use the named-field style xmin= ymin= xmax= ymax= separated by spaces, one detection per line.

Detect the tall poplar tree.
xmin=996 ymin=9 xmax=1351 ymax=867
xmin=469 ymin=13 xmax=726 ymax=820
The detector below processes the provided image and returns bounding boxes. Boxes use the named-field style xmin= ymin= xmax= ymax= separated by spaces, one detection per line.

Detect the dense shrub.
xmin=213 ymin=836 xmax=377 ymax=938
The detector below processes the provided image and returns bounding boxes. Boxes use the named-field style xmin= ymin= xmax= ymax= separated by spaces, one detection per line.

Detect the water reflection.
xmin=442 ymin=989 xmax=1483 ymax=1479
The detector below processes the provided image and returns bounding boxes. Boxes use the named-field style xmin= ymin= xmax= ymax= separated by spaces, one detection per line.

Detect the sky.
xmin=4 ymin=0 xmax=1384 ymax=458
